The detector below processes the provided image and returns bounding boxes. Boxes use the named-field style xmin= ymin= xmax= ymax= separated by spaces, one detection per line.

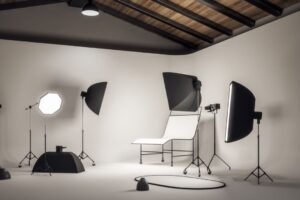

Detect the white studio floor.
xmin=1 ymin=162 xmax=300 ymax=200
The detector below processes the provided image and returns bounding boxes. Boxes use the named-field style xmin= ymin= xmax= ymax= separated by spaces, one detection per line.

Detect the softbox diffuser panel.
xmin=163 ymin=72 xmax=201 ymax=112
xmin=225 ymin=81 xmax=255 ymax=143
xmin=85 ymin=82 xmax=107 ymax=115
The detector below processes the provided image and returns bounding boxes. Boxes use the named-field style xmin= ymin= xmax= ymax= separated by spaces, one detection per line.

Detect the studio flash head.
xmin=205 ymin=103 xmax=220 ymax=112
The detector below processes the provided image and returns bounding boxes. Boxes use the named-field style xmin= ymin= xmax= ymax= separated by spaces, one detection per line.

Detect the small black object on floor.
xmin=0 ymin=167 xmax=11 ymax=180
xmin=137 ymin=177 xmax=149 ymax=191
xmin=32 ymin=151 xmax=85 ymax=173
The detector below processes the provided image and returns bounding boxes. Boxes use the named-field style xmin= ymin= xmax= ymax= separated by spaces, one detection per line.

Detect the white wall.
xmin=0 ymin=40 xmax=172 ymax=166
xmin=1 ymin=11 xmax=299 ymax=179
xmin=169 ymin=12 xmax=300 ymax=178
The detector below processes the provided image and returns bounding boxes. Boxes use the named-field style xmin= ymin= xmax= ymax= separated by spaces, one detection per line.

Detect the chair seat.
xmin=132 ymin=138 xmax=170 ymax=145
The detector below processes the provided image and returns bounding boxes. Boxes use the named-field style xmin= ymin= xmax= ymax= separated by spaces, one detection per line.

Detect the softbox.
xmin=81 ymin=82 xmax=107 ymax=115
xmin=225 ymin=81 xmax=256 ymax=143
xmin=163 ymin=72 xmax=201 ymax=112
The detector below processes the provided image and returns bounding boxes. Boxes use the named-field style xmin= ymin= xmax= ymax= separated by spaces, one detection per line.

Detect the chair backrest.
xmin=162 ymin=114 xmax=200 ymax=140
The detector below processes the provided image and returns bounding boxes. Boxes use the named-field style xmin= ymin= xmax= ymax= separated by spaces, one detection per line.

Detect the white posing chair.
xmin=132 ymin=110 xmax=201 ymax=166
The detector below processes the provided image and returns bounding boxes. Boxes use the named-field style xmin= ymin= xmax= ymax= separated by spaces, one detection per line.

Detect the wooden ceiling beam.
xmin=245 ymin=0 xmax=283 ymax=17
xmin=116 ymin=0 xmax=213 ymax=44
xmin=197 ymin=0 xmax=255 ymax=27
xmin=94 ymin=2 xmax=198 ymax=50
xmin=0 ymin=0 xmax=66 ymax=11
xmin=153 ymin=0 xmax=232 ymax=36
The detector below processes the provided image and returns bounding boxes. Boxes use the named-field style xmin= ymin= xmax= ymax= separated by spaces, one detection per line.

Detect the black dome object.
xmin=81 ymin=82 xmax=107 ymax=115
xmin=0 ymin=167 xmax=11 ymax=180
xmin=32 ymin=152 xmax=85 ymax=173
xmin=137 ymin=177 xmax=149 ymax=191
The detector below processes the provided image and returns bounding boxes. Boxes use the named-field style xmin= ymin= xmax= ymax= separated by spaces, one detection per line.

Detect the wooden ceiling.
xmin=0 ymin=0 xmax=299 ymax=54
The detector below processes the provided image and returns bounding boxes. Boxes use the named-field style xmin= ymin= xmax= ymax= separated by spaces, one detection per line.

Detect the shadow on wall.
xmin=263 ymin=103 xmax=285 ymax=168
xmin=45 ymin=82 xmax=81 ymax=120
xmin=198 ymin=117 xmax=214 ymax=162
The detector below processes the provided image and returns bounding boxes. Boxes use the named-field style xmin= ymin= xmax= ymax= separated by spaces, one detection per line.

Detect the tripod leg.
xmin=244 ymin=167 xmax=258 ymax=181
xmin=171 ymin=140 xmax=173 ymax=167
xmin=139 ymin=145 xmax=142 ymax=164
xmin=208 ymin=154 xmax=215 ymax=169
xmin=85 ymin=154 xmax=96 ymax=166
xmin=18 ymin=152 xmax=30 ymax=167
xmin=161 ymin=145 xmax=164 ymax=162
xmin=79 ymin=151 xmax=96 ymax=166
xmin=183 ymin=157 xmax=197 ymax=175
xmin=259 ymin=167 xmax=274 ymax=182
xmin=215 ymin=154 xmax=231 ymax=170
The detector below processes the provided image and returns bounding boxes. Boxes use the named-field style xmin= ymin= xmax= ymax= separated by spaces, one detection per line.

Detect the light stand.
xmin=78 ymin=96 xmax=96 ymax=166
xmin=18 ymin=103 xmax=38 ymax=168
xmin=207 ymin=108 xmax=231 ymax=171
xmin=32 ymin=124 xmax=52 ymax=176
xmin=32 ymin=92 xmax=62 ymax=175
xmin=244 ymin=112 xmax=273 ymax=184
xmin=183 ymin=84 xmax=211 ymax=177
xmin=0 ymin=104 xmax=11 ymax=180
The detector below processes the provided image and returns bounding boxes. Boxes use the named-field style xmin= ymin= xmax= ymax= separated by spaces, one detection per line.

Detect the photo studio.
xmin=0 ymin=1 xmax=300 ymax=200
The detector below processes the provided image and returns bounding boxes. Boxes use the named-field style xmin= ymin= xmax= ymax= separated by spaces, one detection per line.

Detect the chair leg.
xmin=161 ymin=145 xmax=165 ymax=162
xmin=192 ymin=138 xmax=195 ymax=160
xmin=140 ymin=144 xmax=143 ymax=164
xmin=171 ymin=140 xmax=173 ymax=167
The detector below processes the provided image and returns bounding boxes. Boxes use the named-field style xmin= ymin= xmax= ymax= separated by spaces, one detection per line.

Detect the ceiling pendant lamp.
xmin=81 ymin=0 xmax=99 ymax=16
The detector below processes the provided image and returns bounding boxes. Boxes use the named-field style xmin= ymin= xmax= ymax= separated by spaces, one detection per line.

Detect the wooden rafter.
xmin=153 ymin=0 xmax=232 ymax=36
xmin=245 ymin=0 xmax=283 ymax=17
xmin=197 ymin=0 xmax=256 ymax=27
xmin=94 ymin=2 xmax=198 ymax=50
xmin=116 ymin=0 xmax=214 ymax=44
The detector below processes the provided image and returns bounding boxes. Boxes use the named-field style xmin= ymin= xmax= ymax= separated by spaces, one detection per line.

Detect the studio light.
xmin=163 ymin=72 xmax=201 ymax=112
xmin=206 ymin=103 xmax=231 ymax=171
xmin=32 ymin=92 xmax=62 ymax=175
xmin=163 ymin=72 xmax=211 ymax=176
xmin=39 ymin=93 xmax=62 ymax=115
xmin=18 ymin=102 xmax=39 ymax=168
xmin=81 ymin=0 xmax=99 ymax=16
xmin=0 ymin=104 xmax=11 ymax=180
xmin=225 ymin=81 xmax=273 ymax=184
xmin=78 ymin=82 xmax=107 ymax=166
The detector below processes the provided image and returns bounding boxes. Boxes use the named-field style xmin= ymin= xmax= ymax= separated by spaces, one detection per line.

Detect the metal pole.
xmin=257 ymin=123 xmax=260 ymax=184
xmin=213 ymin=111 xmax=216 ymax=154
xmin=82 ymin=97 xmax=84 ymax=152
xmin=44 ymin=123 xmax=47 ymax=153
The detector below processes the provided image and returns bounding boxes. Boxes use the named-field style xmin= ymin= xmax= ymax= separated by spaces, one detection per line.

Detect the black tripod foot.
xmin=18 ymin=151 xmax=38 ymax=168
xmin=183 ymin=156 xmax=210 ymax=177
xmin=207 ymin=154 xmax=231 ymax=174
xmin=78 ymin=151 xmax=96 ymax=166
xmin=244 ymin=166 xmax=273 ymax=184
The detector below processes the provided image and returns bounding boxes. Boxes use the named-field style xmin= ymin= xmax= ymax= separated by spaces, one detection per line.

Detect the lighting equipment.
xmin=206 ymin=103 xmax=231 ymax=171
xmin=134 ymin=175 xmax=226 ymax=190
xmin=163 ymin=72 xmax=201 ymax=112
xmin=81 ymin=0 xmax=99 ymax=16
xmin=136 ymin=177 xmax=149 ymax=191
xmin=79 ymin=82 xmax=107 ymax=166
xmin=32 ymin=148 xmax=85 ymax=173
xmin=225 ymin=81 xmax=273 ymax=184
xmin=204 ymin=103 xmax=220 ymax=112
xmin=163 ymin=72 xmax=210 ymax=177
xmin=18 ymin=103 xmax=39 ymax=168
xmin=0 ymin=104 xmax=11 ymax=180
xmin=33 ymin=92 xmax=62 ymax=175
